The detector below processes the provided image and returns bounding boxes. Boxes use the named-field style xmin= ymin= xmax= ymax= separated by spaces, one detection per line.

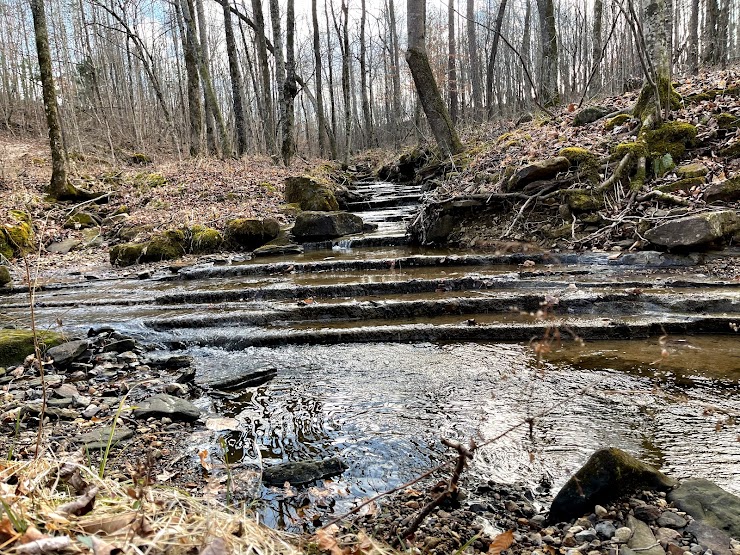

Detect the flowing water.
xmin=2 ymin=180 xmax=739 ymax=530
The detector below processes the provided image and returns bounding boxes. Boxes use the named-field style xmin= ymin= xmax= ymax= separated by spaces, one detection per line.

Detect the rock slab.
xmin=548 ymin=447 xmax=676 ymax=523
xmin=47 ymin=340 xmax=89 ymax=367
xmin=644 ymin=210 xmax=740 ymax=248
xmin=262 ymin=456 xmax=348 ymax=486
xmin=133 ymin=393 xmax=201 ymax=422
xmin=668 ymin=478 xmax=740 ymax=539
xmin=75 ymin=426 xmax=134 ymax=450
xmin=627 ymin=515 xmax=666 ymax=555
xmin=292 ymin=211 xmax=364 ymax=240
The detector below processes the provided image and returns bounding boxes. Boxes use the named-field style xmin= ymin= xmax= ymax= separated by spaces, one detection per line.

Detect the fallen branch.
xmin=597 ymin=152 xmax=634 ymax=193
xmin=637 ymin=190 xmax=691 ymax=206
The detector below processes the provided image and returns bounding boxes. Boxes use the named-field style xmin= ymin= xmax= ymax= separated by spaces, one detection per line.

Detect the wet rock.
xmin=506 ymin=157 xmax=570 ymax=192
xmin=668 ymin=478 xmax=740 ymax=538
xmin=284 ymin=175 xmax=339 ymax=211
xmin=102 ymin=338 xmax=136 ymax=353
xmin=573 ymin=106 xmax=612 ymax=126
xmin=197 ymin=366 xmax=277 ymax=390
xmin=644 ymin=210 xmax=740 ymax=248
xmin=48 ymin=340 xmax=89 ymax=367
xmin=47 ymin=238 xmax=82 ymax=254
xmin=133 ymin=393 xmax=201 ymax=422
xmin=657 ymin=511 xmax=688 ymax=529
xmin=627 ymin=515 xmax=666 ymax=555
xmin=75 ymin=426 xmax=134 ymax=450
xmin=224 ymin=218 xmax=280 ymax=251
xmin=292 ymin=211 xmax=364 ymax=241
xmin=253 ymin=244 xmax=304 ymax=257
xmin=686 ymin=521 xmax=733 ymax=555
xmin=548 ymin=448 xmax=676 ymax=523
xmin=262 ymin=456 xmax=348 ymax=486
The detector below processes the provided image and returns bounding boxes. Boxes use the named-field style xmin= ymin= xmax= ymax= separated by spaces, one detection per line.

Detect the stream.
xmin=1 ymin=179 xmax=739 ymax=530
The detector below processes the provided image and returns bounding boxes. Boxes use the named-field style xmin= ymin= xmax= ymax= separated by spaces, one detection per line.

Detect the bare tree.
xmin=466 ymin=0 xmax=482 ymax=118
xmin=536 ymin=0 xmax=559 ymax=106
xmin=447 ymin=0 xmax=458 ymax=123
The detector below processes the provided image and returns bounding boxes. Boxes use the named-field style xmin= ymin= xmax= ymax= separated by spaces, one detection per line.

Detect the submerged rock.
xmin=548 ymin=447 xmax=675 ymax=523
xmin=133 ymin=393 xmax=201 ymax=422
xmin=292 ymin=211 xmax=364 ymax=240
xmin=262 ymin=456 xmax=348 ymax=486
xmin=644 ymin=210 xmax=740 ymax=248
xmin=668 ymin=478 xmax=740 ymax=539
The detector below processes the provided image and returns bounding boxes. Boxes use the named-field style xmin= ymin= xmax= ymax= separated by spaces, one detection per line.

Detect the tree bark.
xmin=687 ymin=0 xmax=698 ymax=74
xmin=29 ymin=0 xmax=73 ymax=198
xmin=359 ymin=0 xmax=374 ymax=146
xmin=179 ymin=0 xmax=202 ymax=156
xmin=312 ymin=0 xmax=329 ymax=156
xmin=281 ymin=0 xmax=296 ymax=165
xmin=388 ymin=0 xmax=402 ymax=150
xmin=447 ymin=0 xmax=458 ymax=124
xmin=485 ymin=0 xmax=508 ymax=118
xmin=702 ymin=0 xmax=718 ymax=64
xmin=269 ymin=0 xmax=285 ymax=150
xmin=589 ymin=0 xmax=603 ymax=94
xmin=405 ymin=0 xmax=463 ymax=156
xmin=250 ymin=0 xmax=277 ymax=156
xmin=466 ymin=0 xmax=482 ymax=118
xmin=535 ymin=0 xmax=558 ymax=107
xmin=221 ymin=0 xmax=248 ymax=155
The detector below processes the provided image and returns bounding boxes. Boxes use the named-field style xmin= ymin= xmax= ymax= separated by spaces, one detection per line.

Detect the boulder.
xmin=47 ymin=339 xmax=89 ymax=367
xmin=0 ymin=266 xmax=10 ymax=286
xmin=573 ymin=106 xmax=612 ymax=126
xmin=292 ymin=211 xmax=364 ymax=240
xmin=626 ymin=515 xmax=666 ymax=555
xmin=506 ymin=157 xmax=570 ymax=192
xmin=284 ymin=175 xmax=339 ymax=211
xmin=668 ymin=478 xmax=740 ymax=539
xmin=644 ymin=210 xmax=740 ymax=248
xmin=133 ymin=393 xmax=201 ymax=422
xmin=548 ymin=447 xmax=676 ymax=523
xmin=189 ymin=226 xmax=224 ymax=254
xmin=110 ymin=230 xmax=186 ymax=266
xmin=47 ymin=238 xmax=83 ymax=254
xmin=685 ymin=521 xmax=733 ymax=555
xmin=224 ymin=218 xmax=280 ymax=250
xmin=0 ymin=329 xmax=64 ymax=367
xmin=262 ymin=456 xmax=348 ymax=486
xmin=704 ymin=176 xmax=740 ymax=203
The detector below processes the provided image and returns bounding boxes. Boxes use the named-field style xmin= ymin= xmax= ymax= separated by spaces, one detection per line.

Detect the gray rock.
xmin=506 ymin=157 xmax=570 ymax=192
xmin=133 ymin=393 xmax=201 ymax=422
xmin=48 ymin=340 xmax=89 ymax=367
xmin=644 ymin=210 xmax=740 ymax=248
xmin=634 ymin=504 xmax=663 ymax=522
xmin=197 ymin=366 xmax=277 ymax=390
xmin=292 ymin=211 xmax=364 ymax=241
xmin=668 ymin=478 xmax=740 ymax=538
xmin=686 ymin=521 xmax=732 ymax=555
xmin=595 ymin=521 xmax=617 ymax=539
xmin=82 ymin=404 xmax=100 ymax=419
xmin=53 ymin=383 xmax=79 ymax=399
xmin=103 ymin=338 xmax=137 ymax=353
xmin=573 ymin=106 xmax=612 ymax=126
xmin=262 ymin=456 xmax=348 ymax=486
xmin=75 ymin=426 xmax=133 ymax=450
xmin=47 ymin=238 xmax=82 ymax=254
xmin=575 ymin=529 xmax=598 ymax=543
xmin=704 ymin=178 xmax=740 ymax=203
xmin=627 ymin=515 xmax=666 ymax=555
xmin=548 ymin=448 xmax=676 ymax=523
xmin=253 ymin=244 xmax=304 ymax=257
xmin=657 ymin=511 xmax=688 ymax=529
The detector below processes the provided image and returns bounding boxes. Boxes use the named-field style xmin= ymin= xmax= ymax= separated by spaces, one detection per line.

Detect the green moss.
xmin=719 ymin=141 xmax=740 ymax=158
xmin=643 ymin=122 xmax=697 ymax=159
xmin=563 ymin=189 xmax=605 ymax=211
xmin=604 ymin=114 xmax=632 ymax=131
xmin=0 ymin=329 xmax=64 ymax=367
xmin=225 ymin=218 xmax=280 ymax=250
xmin=657 ymin=177 xmax=705 ymax=193
xmin=0 ymin=266 xmax=10 ymax=286
xmin=284 ymin=176 xmax=339 ymax=211
xmin=64 ymin=212 xmax=99 ymax=229
xmin=633 ymin=76 xmax=682 ymax=120
xmin=717 ymin=113 xmax=740 ymax=130
xmin=190 ymin=226 xmax=224 ymax=254
xmin=0 ymin=230 xmax=13 ymax=260
xmin=558 ymin=147 xmax=597 ymax=166
xmin=113 ymin=205 xmax=129 ymax=216
xmin=109 ymin=243 xmax=145 ymax=266
xmin=2 ymin=215 xmax=35 ymax=256
xmin=685 ymin=86 xmax=740 ymax=103
xmin=613 ymin=140 xmax=649 ymax=160
xmin=129 ymin=152 xmax=152 ymax=165
xmin=141 ymin=231 xmax=185 ymax=262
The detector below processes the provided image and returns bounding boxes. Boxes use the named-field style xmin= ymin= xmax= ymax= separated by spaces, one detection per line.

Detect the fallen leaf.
xmin=57 ymin=486 xmax=98 ymax=516
xmin=199 ymin=537 xmax=228 ymax=555
xmin=0 ymin=516 xmax=17 ymax=542
xmin=488 ymin=529 xmax=514 ymax=555
xmin=198 ymin=449 xmax=212 ymax=471
xmin=78 ymin=512 xmax=138 ymax=535
xmin=15 ymin=536 xmax=71 ymax=554
xmin=90 ymin=535 xmax=123 ymax=555
xmin=315 ymin=525 xmax=346 ymax=555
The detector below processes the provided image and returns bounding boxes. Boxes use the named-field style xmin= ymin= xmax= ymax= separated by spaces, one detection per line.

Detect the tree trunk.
xmin=29 ymin=0 xmax=73 ymax=198
xmin=269 ymin=0 xmax=285 ymax=149
xmin=312 ymin=0 xmax=329 ymax=156
xmin=251 ymin=0 xmax=277 ymax=156
xmin=535 ymin=0 xmax=558 ymax=107
xmin=702 ymin=0 xmax=718 ymax=64
xmin=388 ymin=0 xmax=402 ymax=150
xmin=485 ymin=0 xmax=507 ymax=118
xmin=221 ymin=0 xmax=248 ymax=155
xmin=447 ymin=0 xmax=458 ymax=124
xmin=687 ymin=0 xmax=698 ymax=74
xmin=634 ymin=0 xmax=673 ymax=125
xmin=405 ymin=0 xmax=463 ymax=156
xmin=341 ymin=0 xmax=351 ymax=165
xmin=589 ymin=0 xmax=603 ymax=94
xmin=466 ymin=0 xmax=482 ymax=118
xmin=281 ymin=0 xmax=296 ymax=165
xmin=179 ymin=0 xmax=202 ymax=156
xmin=359 ymin=0 xmax=373 ymax=146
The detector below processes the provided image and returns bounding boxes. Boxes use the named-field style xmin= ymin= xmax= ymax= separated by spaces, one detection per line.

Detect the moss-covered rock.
xmin=573 ymin=105 xmax=612 ymax=126
xmin=704 ymin=176 xmax=740 ymax=203
xmin=0 ymin=329 xmax=65 ymax=367
xmin=613 ymin=139 xmax=649 ymax=160
xmin=675 ymin=162 xmax=708 ymax=178
xmin=292 ymin=211 xmax=364 ymax=241
xmin=644 ymin=210 xmax=740 ymax=248
xmin=657 ymin=177 xmax=705 ymax=193
xmin=685 ymin=86 xmax=740 ymax=103
xmin=190 ymin=226 xmax=224 ymax=254
xmin=225 ymin=218 xmax=280 ymax=250
xmin=604 ymin=114 xmax=632 ymax=130
xmin=129 ymin=152 xmax=153 ymax=165
xmin=141 ymin=230 xmax=186 ymax=262
xmin=63 ymin=211 xmax=99 ymax=229
xmin=716 ymin=113 xmax=740 ymax=130
xmin=109 ymin=243 xmax=145 ymax=266
xmin=563 ymin=189 xmax=605 ymax=211
xmin=284 ymin=176 xmax=339 ymax=211
xmin=0 ymin=266 xmax=10 ymax=286
xmin=559 ymin=147 xmax=600 ymax=183
xmin=0 ymin=230 xmax=13 ymax=260
xmin=643 ymin=121 xmax=698 ymax=160
xmin=113 ymin=205 xmax=129 ymax=216
xmin=2 ymin=211 xmax=35 ymax=257
xmin=719 ymin=141 xmax=740 ymax=158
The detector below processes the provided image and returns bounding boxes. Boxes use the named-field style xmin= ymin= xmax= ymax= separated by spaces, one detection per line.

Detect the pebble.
xmin=657 ymin=511 xmax=688 ymax=529
xmin=595 ymin=505 xmax=609 ymax=518
xmin=596 ymin=521 xmax=617 ymax=539
xmin=575 ymin=529 xmax=598 ymax=543
xmin=82 ymin=404 xmax=100 ymax=418
xmin=614 ymin=527 xmax=633 ymax=543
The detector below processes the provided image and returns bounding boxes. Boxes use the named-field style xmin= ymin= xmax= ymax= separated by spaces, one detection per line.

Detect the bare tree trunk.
xmin=359 ymin=0 xmax=374 ymax=146
xmin=269 ymin=0 xmax=285 ymax=149
xmin=341 ymin=0 xmax=351 ymax=165
xmin=687 ymin=0 xmax=699 ymax=74
xmin=388 ymin=0 xmax=402 ymax=150
xmin=282 ymin=0 xmax=296 ymax=165
xmin=447 ymin=0 xmax=458 ymax=123
xmin=466 ymin=0 xmax=482 ymax=118
xmin=703 ymin=0 xmax=718 ymax=64
xmin=405 ymin=0 xmax=463 ymax=156
xmin=179 ymin=0 xmax=202 ymax=156
xmin=221 ymin=0 xmax=248 ymax=155
xmin=29 ymin=0 xmax=73 ymax=198
xmin=535 ymin=0 xmax=559 ymax=107
xmin=251 ymin=0 xmax=277 ymax=156
xmin=485 ymin=0 xmax=507 ymax=118
xmin=589 ymin=0 xmax=603 ymax=95
xmin=312 ymin=0 xmax=329 ymax=156
xmin=519 ymin=0 xmax=532 ymax=110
